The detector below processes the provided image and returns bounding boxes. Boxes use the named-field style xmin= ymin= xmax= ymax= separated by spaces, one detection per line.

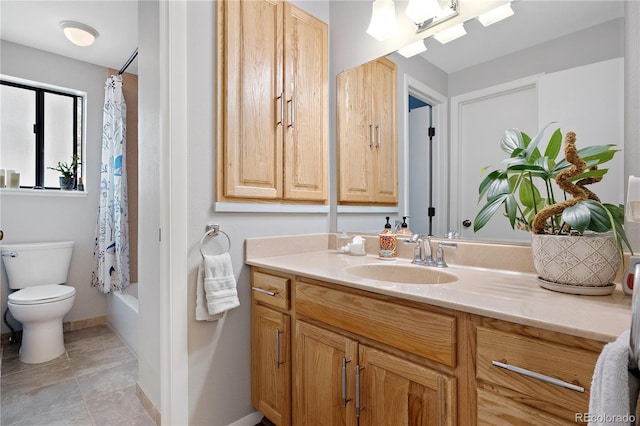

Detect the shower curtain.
xmin=92 ymin=74 xmax=130 ymax=294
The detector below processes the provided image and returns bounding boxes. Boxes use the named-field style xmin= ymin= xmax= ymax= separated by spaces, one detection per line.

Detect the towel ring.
xmin=199 ymin=224 xmax=231 ymax=257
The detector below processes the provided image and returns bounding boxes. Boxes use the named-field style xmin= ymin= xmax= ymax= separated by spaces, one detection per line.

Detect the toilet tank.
xmin=1 ymin=241 xmax=74 ymax=289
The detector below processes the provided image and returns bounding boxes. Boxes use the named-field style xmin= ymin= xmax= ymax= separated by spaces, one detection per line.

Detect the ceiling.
xmin=0 ymin=0 xmax=139 ymax=74
xmin=420 ymin=0 xmax=625 ymax=73
xmin=0 ymin=1 xmax=625 ymax=76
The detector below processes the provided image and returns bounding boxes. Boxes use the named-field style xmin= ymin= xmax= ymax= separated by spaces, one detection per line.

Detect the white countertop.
xmin=246 ymin=249 xmax=632 ymax=343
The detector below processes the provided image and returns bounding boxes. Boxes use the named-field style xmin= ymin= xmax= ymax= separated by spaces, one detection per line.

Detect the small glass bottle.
xmin=379 ymin=217 xmax=397 ymax=259
xmin=396 ymin=216 xmax=412 ymax=236
xmin=337 ymin=231 xmax=350 ymax=254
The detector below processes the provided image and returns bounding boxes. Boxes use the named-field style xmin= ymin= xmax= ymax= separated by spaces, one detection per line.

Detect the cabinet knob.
xmin=462 ymin=219 xmax=471 ymax=228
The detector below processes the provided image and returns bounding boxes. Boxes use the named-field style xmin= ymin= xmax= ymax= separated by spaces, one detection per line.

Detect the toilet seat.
xmin=8 ymin=285 xmax=76 ymax=305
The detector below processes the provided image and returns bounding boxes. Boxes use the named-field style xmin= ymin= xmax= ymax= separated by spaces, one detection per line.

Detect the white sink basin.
xmin=345 ymin=263 xmax=458 ymax=284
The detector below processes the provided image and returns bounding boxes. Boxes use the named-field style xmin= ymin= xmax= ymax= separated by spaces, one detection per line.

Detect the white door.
xmin=451 ymin=78 xmax=538 ymax=242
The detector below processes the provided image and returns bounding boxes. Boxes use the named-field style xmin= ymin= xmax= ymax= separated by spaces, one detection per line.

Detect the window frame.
xmin=0 ymin=75 xmax=85 ymax=190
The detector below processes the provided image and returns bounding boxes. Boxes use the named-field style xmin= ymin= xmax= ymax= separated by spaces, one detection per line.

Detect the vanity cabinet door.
xmin=252 ymin=303 xmax=291 ymax=426
xmin=217 ymin=0 xmax=328 ymax=203
xmin=294 ymin=321 xmax=358 ymax=426
xmin=358 ymin=345 xmax=456 ymax=426
xmin=337 ymin=57 xmax=397 ymax=205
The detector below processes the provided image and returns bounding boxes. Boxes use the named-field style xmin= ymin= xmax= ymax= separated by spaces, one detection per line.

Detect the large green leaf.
xmin=583 ymin=200 xmax=613 ymax=233
xmin=542 ymin=128 xmax=563 ymax=161
xmin=474 ymin=193 xmax=511 ymax=232
xmin=553 ymin=145 xmax=618 ymax=173
xmin=524 ymin=122 xmax=555 ymax=161
xmin=478 ymin=171 xmax=510 ymax=201
xmin=561 ymin=202 xmax=591 ymax=234
xmin=500 ymin=129 xmax=524 ymax=155
xmin=519 ymin=176 xmax=541 ymax=209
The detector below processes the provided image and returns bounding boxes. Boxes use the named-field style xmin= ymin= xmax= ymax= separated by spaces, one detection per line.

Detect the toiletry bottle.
xmin=397 ymin=216 xmax=412 ymax=236
xmin=379 ymin=217 xmax=397 ymax=259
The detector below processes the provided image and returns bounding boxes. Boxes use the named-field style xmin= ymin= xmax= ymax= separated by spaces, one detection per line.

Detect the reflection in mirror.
xmin=335 ymin=1 xmax=626 ymax=244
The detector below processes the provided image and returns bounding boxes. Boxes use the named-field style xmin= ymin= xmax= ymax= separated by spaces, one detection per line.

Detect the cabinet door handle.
xmin=341 ymin=357 xmax=352 ymax=407
xmin=491 ymin=360 xmax=584 ymax=393
xmin=276 ymin=93 xmax=284 ymax=126
xmin=376 ymin=125 xmax=381 ymax=148
xmin=369 ymin=124 xmax=375 ymax=148
xmin=276 ymin=329 xmax=284 ymax=368
xmin=355 ymin=365 xmax=364 ymax=417
xmin=287 ymin=97 xmax=295 ymax=129
xmin=252 ymin=287 xmax=277 ymax=296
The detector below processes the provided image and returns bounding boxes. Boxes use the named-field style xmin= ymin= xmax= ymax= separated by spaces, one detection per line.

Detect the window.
xmin=0 ymin=77 xmax=84 ymax=189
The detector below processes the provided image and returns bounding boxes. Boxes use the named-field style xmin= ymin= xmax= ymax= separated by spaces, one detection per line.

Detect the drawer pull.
xmin=355 ymin=365 xmax=364 ymax=417
xmin=252 ymin=287 xmax=277 ymax=297
xmin=341 ymin=357 xmax=352 ymax=407
xmin=276 ymin=329 xmax=284 ymax=368
xmin=492 ymin=360 xmax=585 ymax=393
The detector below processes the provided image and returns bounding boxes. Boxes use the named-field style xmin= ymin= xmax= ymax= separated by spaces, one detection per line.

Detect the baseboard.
xmin=227 ymin=411 xmax=263 ymax=426
xmin=1 ymin=316 xmax=108 ymax=345
xmin=137 ymin=383 xmax=161 ymax=425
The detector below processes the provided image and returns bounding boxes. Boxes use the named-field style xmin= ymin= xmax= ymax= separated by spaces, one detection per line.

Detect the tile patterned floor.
xmin=1 ymin=325 xmax=156 ymax=426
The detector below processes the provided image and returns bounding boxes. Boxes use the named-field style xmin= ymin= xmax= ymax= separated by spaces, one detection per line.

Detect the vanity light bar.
xmin=397 ymin=39 xmax=427 ymax=58
xmin=477 ymin=3 xmax=514 ymax=27
xmin=433 ymin=23 xmax=466 ymax=44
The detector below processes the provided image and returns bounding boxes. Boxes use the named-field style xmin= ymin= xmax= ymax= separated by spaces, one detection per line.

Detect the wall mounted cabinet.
xmin=217 ymin=0 xmax=328 ymax=203
xmin=337 ymin=57 xmax=398 ymax=205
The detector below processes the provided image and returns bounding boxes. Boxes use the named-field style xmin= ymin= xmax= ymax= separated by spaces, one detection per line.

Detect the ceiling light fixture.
xmin=414 ymin=0 xmax=459 ymax=34
xmin=433 ymin=23 xmax=466 ymax=44
xmin=60 ymin=21 xmax=99 ymax=47
xmin=405 ymin=0 xmax=442 ymax=24
xmin=477 ymin=3 xmax=514 ymax=27
xmin=397 ymin=39 xmax=427 ymax=58
xmin=366 ymin=0 xmax=399 ymax=41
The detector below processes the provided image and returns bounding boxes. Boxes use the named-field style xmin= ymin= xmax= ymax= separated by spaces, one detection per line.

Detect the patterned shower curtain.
xmin=92 ymin=74 xmax=130 ymax=294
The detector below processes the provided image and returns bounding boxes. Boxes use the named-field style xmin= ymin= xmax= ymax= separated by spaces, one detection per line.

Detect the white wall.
xmin=136 ymin=0 xmax=162 ymax=412
xmin=185 ymin=2 xmax=330 ymax=424
xmin=0 ymin=41 xmax=107 ymax=333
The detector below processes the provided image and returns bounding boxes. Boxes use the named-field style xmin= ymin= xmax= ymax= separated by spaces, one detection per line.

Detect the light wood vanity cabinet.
xmin=251 ymin=270 xmax=292 ymax=426
xmin=337 ymin=57 xmax=398 ymax=205
xmin=217 ymin=0 xmax=328 ymax=203
xmin=250 ymin=267 xmax=604 ymax=425
xmin=472 ymin=317 xmax=603 ymax=425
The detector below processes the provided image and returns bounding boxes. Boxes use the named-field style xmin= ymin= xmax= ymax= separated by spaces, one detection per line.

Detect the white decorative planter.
xmin=531 ymin=233 xmax=621 ymax=288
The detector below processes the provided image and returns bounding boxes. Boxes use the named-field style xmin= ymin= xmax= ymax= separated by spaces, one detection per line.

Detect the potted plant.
xmin=48 ymin=155 xmax=80 ymax=190
xmin=474 ymin=123 xmax=632 ymax=294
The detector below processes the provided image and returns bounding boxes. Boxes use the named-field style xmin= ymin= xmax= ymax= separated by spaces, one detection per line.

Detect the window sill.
xmin=0 ymin=188 xmax=88 ymax=198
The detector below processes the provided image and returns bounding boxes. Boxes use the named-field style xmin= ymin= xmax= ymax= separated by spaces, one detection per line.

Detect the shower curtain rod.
xmin=118 ymin=48 xmax=138 ymax=75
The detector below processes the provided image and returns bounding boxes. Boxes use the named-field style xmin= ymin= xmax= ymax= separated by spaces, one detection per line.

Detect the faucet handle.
xmin=435 ymin=242 xmax=457 ymax=268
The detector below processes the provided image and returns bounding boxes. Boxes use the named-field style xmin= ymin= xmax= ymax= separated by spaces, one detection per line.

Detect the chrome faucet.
xmin=434 ymin=242 xmax=458 ymax=268
xmin=410 ymin=234 xmax=435 ymax=266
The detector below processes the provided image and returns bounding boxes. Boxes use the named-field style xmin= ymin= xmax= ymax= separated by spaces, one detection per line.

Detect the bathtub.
xmin=107 ymin=283 xmax=138 ymax=357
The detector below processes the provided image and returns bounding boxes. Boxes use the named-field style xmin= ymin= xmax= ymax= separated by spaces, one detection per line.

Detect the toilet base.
xmin=19 ymin=320 xmax=66 ymax=364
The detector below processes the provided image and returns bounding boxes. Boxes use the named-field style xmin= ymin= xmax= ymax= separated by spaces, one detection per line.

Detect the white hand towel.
xmin=196 ymin=263 xmax=223 ymax=321
xmin=202 ymin=252 xmax=239 ymax=316
xmin=589 ymin=329 xmax=640 ymax=425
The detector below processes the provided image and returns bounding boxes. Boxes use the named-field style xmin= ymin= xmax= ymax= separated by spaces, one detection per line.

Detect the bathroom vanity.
xmin=246 ymin=235 xmax=631 ymax=425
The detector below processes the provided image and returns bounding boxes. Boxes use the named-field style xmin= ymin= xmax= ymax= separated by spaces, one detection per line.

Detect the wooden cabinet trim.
xmin=296 ymin=280 xmax=456 ymax=367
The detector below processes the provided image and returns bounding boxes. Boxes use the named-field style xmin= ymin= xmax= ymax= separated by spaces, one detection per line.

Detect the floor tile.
xmin=69 ymin=344 xmax=136 ymax=377
xmin=77 ymin=357 xmax=138 ymax=400
xmin=1 ymin=357 xmax=74 ymax=390
xmin=1 ymin=352 xmax=68 ymax=377
xmin=64 ymin=324 xmax=114 ymax=344
xmin=66 ymin=332 xmax=125 ymax=359
xmin=9 ymin=401 xmax=93 ymax=426
xmin=119 ymin=412 xmax=157 ymax=426
xmin=86 ymin=385 xmax=147 ymax=426
xmin=1 ymin=378 xmax=84 ymax=425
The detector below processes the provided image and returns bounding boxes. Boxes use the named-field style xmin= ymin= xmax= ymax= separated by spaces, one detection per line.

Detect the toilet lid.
xmin=8 ymin=285 xmax=75 ymax=305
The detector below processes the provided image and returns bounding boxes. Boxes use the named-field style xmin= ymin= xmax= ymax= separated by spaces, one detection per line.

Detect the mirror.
xmin=334 ymin=0 xmax=627 ymax=243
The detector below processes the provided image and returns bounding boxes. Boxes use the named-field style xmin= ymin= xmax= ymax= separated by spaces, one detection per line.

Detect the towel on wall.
xmin=196 ymin=252 xmax=239 ymax=321
xmin=588 ymin=329 xmax=640 ymax=425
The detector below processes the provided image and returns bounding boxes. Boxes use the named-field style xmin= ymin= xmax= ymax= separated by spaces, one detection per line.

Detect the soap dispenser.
xmin=379 ymin=216 xmax=397 ymax=259
xmin=397 ymin=216 xmax=412 ymax=236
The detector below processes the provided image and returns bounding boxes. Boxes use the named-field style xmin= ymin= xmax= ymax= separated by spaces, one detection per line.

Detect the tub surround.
xmin=246 ymin=234 xmax=632 ymax=342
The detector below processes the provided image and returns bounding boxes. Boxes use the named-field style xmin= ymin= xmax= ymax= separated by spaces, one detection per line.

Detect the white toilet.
xmin=2 ymin=241 xmax=76 ymax=364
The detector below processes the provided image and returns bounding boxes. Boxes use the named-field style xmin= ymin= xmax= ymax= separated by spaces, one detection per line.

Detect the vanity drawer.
xmin=296 ymin=280 xmax=456 ymax=366
xmin=251 ymin=270 xmax=290 ymax=310
xmin=476 ymin=326 xmax=598 ymax=415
